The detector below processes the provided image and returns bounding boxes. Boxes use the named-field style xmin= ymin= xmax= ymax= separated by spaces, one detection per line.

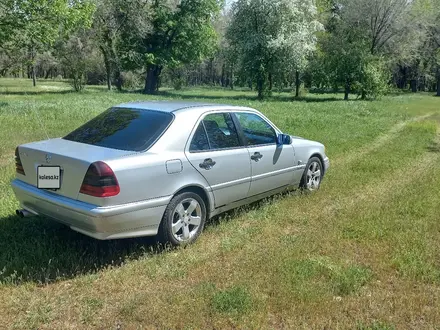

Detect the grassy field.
xmin=0 ymin=78 xmax=440 ymax=329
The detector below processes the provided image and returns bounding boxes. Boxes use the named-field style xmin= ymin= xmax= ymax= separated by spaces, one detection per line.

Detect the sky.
xmin=225 ymin=0 xmax=235 ymax=8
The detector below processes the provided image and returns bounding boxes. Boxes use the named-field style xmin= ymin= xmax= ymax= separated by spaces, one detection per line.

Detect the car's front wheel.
xmin=158 ymin=191 xmax=207 ymax=246
xmin=300 ymin=157 xmax=323 ymax=192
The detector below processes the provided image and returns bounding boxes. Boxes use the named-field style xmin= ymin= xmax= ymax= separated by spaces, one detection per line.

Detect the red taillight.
xmin=15 ymin=147 xmax=25 ymax=175
xmin=79 ymin=161 xmax=120 ymax=197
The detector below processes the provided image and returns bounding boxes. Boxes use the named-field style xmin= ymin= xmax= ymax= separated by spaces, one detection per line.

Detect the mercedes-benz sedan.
xmin=12 ymin=101 xmax=329 ymax=245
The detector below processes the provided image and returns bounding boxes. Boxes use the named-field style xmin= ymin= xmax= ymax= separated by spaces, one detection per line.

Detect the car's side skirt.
xmin=209 ymin=183 xmax=298 ymax=218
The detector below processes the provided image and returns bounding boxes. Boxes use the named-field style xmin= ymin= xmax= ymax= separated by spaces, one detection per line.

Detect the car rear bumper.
xmin=11 ymin=179 xmax=170 ymax=240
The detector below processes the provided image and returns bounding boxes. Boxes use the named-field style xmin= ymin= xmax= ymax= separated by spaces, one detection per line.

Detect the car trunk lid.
xmin=17 ymin=138 xmax=135 ymax=200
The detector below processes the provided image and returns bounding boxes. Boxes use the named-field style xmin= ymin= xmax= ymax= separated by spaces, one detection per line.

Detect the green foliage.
xmin=1 ymin=0 xmax=95 ymax=86
xmin=360 ymin=59 xmax=391 ymax=98
xmin=317 ymin=26 xmax=368 ymax=98
xmin=92 ymin=0 xmax=150 ymax=90
xmin=4 ymin=0 xmax=95 ymax=48
xmin=118 ymin=0 xmax=221 ymax=93
xmin=172 ymin=77 xmax=186 ymax=90
xmin=120 ymin=71 xmax=142 ymax=90
xmin=57 ymin=32 xmax=97 ymax=91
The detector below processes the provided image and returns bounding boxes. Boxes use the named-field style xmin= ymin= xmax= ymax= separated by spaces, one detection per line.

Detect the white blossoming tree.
xmin=227 ymin=0 xmax=323 ymax=99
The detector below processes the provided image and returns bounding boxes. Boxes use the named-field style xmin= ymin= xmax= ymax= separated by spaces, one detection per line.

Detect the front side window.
xmin=235 ymin=113 xmax=277 ymax=146
xmin=63 ymin=108 xmax=173 ymax=152
xmin=189 ymin=113 xmax=241 ymax=152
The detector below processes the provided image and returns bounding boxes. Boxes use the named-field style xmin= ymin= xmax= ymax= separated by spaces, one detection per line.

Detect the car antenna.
xmin=29 ymin=97 xmax=50 ymax=140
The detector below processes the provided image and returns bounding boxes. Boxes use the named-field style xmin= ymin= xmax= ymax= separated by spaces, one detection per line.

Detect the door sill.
xmin=210 ymin=184 xmax=296 ymax=218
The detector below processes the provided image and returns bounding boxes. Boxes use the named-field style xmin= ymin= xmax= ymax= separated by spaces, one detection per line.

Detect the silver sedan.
xmin=12 ymin=101 xmax=329 ymax=245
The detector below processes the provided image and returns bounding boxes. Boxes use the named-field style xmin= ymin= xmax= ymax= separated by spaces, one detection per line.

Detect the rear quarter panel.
xmin=78 ymin=151 xmax=213 ymax=210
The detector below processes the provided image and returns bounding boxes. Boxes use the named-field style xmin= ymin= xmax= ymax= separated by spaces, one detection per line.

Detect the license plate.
xmin=37 ymin=166 xmax=61 ymax=189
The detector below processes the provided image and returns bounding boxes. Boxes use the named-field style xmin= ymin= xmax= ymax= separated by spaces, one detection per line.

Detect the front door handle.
xmin=250 ymin=152 xmax=263 ymax=162
xmin=199 ymin=158 xmax=216 ymax=170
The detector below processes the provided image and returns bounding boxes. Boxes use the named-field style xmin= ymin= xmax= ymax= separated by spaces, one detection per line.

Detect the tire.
xmin=157 ymin=191 xmax=207 ymax=246
xmin=300 ymin=156 xmax=323 ymax=192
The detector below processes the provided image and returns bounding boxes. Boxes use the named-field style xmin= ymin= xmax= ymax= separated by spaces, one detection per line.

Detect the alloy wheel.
xmin=171 ymin=198 xmax=202 ymax=242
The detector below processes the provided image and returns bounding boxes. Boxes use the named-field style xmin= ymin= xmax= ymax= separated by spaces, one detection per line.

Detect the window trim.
xmin=232 ymin=112 xmax=278 ymax=147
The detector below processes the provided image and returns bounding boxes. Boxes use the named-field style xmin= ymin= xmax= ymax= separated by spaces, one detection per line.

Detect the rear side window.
xmin=190 ymin=113 xmax=242 ymax=152
xmin=189 ymin=123 xmax=210 ymax=152
xmin=63 ymin=108 xmax=173 ymax=151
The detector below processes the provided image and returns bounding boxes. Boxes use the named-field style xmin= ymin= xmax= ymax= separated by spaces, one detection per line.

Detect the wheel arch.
xmin=172 ymin=185 xmax=212 ymax=217
xmin=309 ymin=152 xmax=325 ymax=173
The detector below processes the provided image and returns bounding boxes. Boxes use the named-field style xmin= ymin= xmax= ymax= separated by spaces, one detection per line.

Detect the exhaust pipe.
xmin=16 ymin=209 xmax=35 ymax=218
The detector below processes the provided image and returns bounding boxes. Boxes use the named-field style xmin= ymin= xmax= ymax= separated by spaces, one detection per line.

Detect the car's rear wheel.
xmin=300 ymin=157 xmax=323 ymax=192
xmin=158 ymin=192 xmax=206 ymax=246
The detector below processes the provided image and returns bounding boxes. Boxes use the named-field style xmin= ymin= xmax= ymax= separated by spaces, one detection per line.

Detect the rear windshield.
xmin=63 ymin=107 xmax=173 ymax=151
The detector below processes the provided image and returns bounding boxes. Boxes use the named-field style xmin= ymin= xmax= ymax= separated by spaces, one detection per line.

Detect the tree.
xmin=320 ymin=25 xmax=368 ymax=99
xmin=340 ymin=0 xmax=408 ymax=55
xmin=2 ymin=0 xmax=94 ymax=86
xmin=118 ymin=0 xmax=221 ymax=94
xmin=386 ymin=0 xmax=440 ymax=94
xmin=314 ymin=0 xmax=410 ymax=99
xmin=227 ymin=0 xmax=322 ymax=99
xmin=92 ymin=0 xmax=150 ymax=91
xmin=56 ymin=30 xmax=97 ymax=91
xmin=424 ymin=0 xmax=440 ymax=96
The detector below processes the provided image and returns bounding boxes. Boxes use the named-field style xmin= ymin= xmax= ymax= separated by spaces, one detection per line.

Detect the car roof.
xmin=115 ymin=100 xmax=255 ymax=114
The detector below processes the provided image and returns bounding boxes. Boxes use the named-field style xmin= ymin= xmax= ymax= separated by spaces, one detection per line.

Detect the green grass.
xmin=0 ymin=78 xmax=440 ymax=329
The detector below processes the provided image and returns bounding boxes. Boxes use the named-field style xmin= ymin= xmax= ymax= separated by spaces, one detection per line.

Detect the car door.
xmin=234 ymin=112 xmax=295 ymax=197
xmin=185 ymin=112 xmax=251 ymax=208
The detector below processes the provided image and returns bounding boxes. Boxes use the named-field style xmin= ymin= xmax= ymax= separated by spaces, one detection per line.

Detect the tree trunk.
xmin=211 ymin=58 xmax=215 ymax=85
xmin=230 ymin=64 xmax=234 ymax=90
xmin=99 ymin=46 xmax=112 ymax=91
xmin=221 ymin=63 xmax=226 ymax=87
xmin=44 ymin=68 xmax=52 ymax=80
xmin=295 ymin=70 xmax=300 ymax=97
xmin=114 ymin=69 xmax=122 ymax=91
xmin=268 ymin=73 xmax=273 ymax=91
xmin=361 ymin=90 xmax=366 ymax=100
xmin=344 ymin=78 xmax=350 ymax=100
xmin=106 ymin=61 xmax=112 ymax=91
xmin=419 ymin=76 xmax=425 ymax=91
xmin=29 ymin=44 xmax=36 ymax=86
xmin=410 ymin=79 xmax=417 ymax=93
xmin=32 ymin=65 xmax=36 ymax=87
xmin=144 ymin=64 xmax=162 ymax=94
xmin=398 ymin=65 xmax=407 ymax=89
xmin=437 ymin=75 xmax=440 ymax=97
xmin=257 ymin=80 xmax=263 ymax=99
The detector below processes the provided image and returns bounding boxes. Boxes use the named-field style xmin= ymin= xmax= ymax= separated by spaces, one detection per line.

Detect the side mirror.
xmin=277 ymin=134 xmax=292 ymax=145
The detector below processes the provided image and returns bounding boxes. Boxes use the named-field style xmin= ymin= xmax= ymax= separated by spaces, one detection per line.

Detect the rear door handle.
xmin=250 ymin=152 xmax=263 ymax=162
xmin=199 ymin=158 xmax=216 ymax=170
